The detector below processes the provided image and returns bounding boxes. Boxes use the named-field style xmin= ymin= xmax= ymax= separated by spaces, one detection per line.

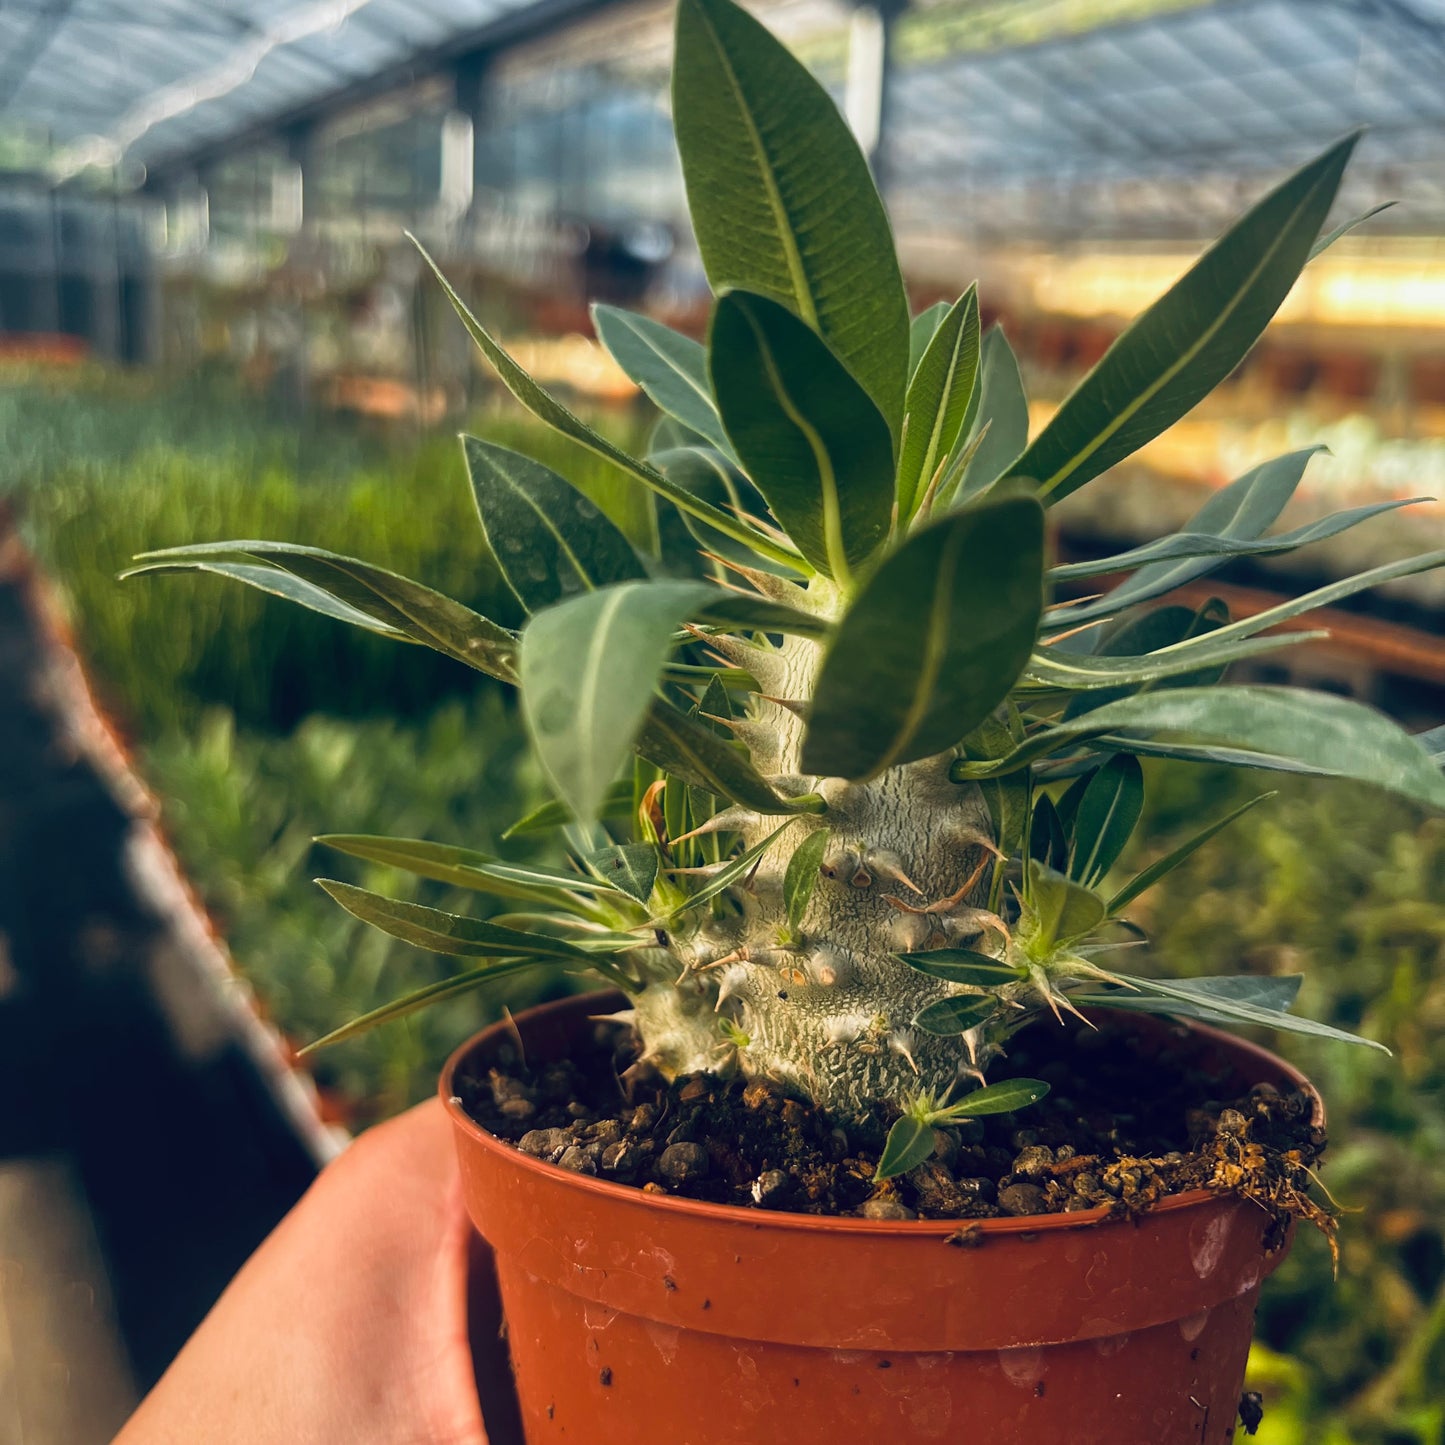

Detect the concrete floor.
xmin=0 ymin=527 xmax=334 ymax=1440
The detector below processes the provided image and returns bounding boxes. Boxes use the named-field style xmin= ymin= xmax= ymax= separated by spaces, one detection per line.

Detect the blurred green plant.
xmin=2 ymin=363 xmax=649 ymax=735
xmin=140 ymin=697 xmax=553 ymax=1124
xmin=1134 ymin=763 xmax=1445 ymax=1444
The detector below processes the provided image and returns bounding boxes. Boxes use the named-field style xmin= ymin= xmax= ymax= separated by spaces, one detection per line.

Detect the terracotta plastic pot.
xmin=442 ymin=992 xmax=1317 ymax=1445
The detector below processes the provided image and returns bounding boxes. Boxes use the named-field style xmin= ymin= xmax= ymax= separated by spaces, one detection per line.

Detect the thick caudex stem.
xmin=628 ymin=579 xmax=1003 ymax=1116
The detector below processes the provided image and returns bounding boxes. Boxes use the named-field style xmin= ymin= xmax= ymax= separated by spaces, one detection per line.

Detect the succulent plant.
xmin=131 ymin=0 xmax=1445 ymax=1177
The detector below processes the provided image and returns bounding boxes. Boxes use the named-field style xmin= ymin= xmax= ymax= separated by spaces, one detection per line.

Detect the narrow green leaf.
xmin=941 ymin=1078 xmax=1051 ymax=1118
xmin=123 ymin=559 xmax=412 ymax=638
xmin=520 ymin=580 xmax=716 ymax=824
xmin=908 ymin=301 xmax=951 ymax=377
xmin=1046 ymin=448 xmax=1400 ymax=628
xmin=1043 ymin=548 xmax=1445 ymax=689
xmin=1028 ymin=794 xmax=1068 ymax=873
xmin=1418 ymin=723 xmax=1445 ymax=761
xmin=673 ymin=0 xmax=910 ymax=431
xmin=1017 ymin=136 xmax=1358 ymax=504
xmin=1026 ymin=630 xmax=1321 ymax=693
xmin=463 ymin=437 xmax=645 ymax=612
xmin=586 ymin=844 xmax=659 ymax=903
xmin=914 ymin=994 xmax=998 ymax=1036
xmin=1107 ymin=793 xmax=1274 ymax=915
xmin=650 ymin=444 xmax=782 ymax=571
xmin=317 ymin=880 xmax=598 ymax=961
xmin=1070 ymin=754 xmax=1144 ymax=886
xmin=667 ymin=822 xmax=790 ymax=918
xmin=894 ymin=949 xmax=1019 ymax=986
xmin=503 ymin=782 xmax=634 ymax=839
xmin=710 ymin=289 xmax=894 ymax=582
xmin=803 ymin=495 xmax=1045 ymax=779
xmin=1085 ymin=972 xmax=1389 ymax=1052
xmin=784 ymin=826 xmax=831 ymax=931
xmin=981 ymin=770 xmax=1030 ymax=858
xmin=635 ymin=699 xmax=819 ymax=816
xmin=898 ymin=285 xmax=980 ymax=520
xmin=940 ymin=325 xmax=1029 ymax=508
xmin=592 ymin=304 xmax=734 ymax=455
xmin=316 ymin=834 xmax=616 ymax=907
xmin=1050 ymin=499 xmax=1418 ymax=584
xmin=1075 ymin=735 xmax=1333 ymax=776
xmin=128 ymin=541 xmax=516 ymax=681
xmin=1027 ymin=860 xmax=1106 ymax=949
xmin=412 ymin=237 xmax=804 ymax=572
xmin=1309 ymin=200 xmax=1395 ymax=260
xmin=954 ymin=687 xmax=1445 ymax=812
xmin=299 ymin=960 xmax=541 ymax=1053
xmin=875 ymin=1116 xmax=936 ymax=1181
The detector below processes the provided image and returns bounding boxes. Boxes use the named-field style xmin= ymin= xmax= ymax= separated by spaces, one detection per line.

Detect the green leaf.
xmin=586 ymin=844 xmax=659 ymax=903
xmin=667 ymin=822 xmax=791 ymax=918
xmin=940 ymin=325 xmax=1029 ymax=508
xmin=1026 ymin=630 xmax=1319 ymax=693
xmin=315 ymin=834 xmax=617 ymax=908
xmin=673 ymin=0 xmax=910 ymax=432
xmin=503 ymin=782 xmax=634 ymax=839
xmin=635 ymin=699 xmax=820 ymax=816
xmin=783 ymin=826 xmax=830 ymax=932
xmin=1084 ymin=972 xmax=1389 ymax=1053
xmin=1048 ymin=448 xmax=1363 ymax=627
xmin=413 ymin=238 xmax=804 ymax=572
xmin=914 ymin=994 xmax=998 ymax=1036
xmin=940 ymin=1078 xmax=1051 ymax=1118
xmin=908 ymin=301 xmax=951 ymax=377
xmin=650 ymin=445 xmax=781 ymax=571
xmin=1039 ymin=549 xmax=1445 ymax=691
xmin=520 ymin=581 xmax=715 ymax=824
xmin=954 ymin=687 xmax=1445 ymax=811
xmin=694 ymin=591 xmax=834 ymax=639
xmin=463 ymin=437 xmax=645 ymax=613
xmin=1027 ymin=860 xmax=1107 ymax=949
xmin=1069 ymin=754 xmax=1144 ymax=886
xmin=1309 ymin=200 xmax=1395 ymax=260
xmin=981 ymin=770 xmax=1030 ymax=858
xmin=1028 ymin=794 xmax=1068 ymax=873
xmin=1418 ymin=723 xmax=1445 ymax=762
xmin=875 ymin=1116 xmax=936 ymax=1181
xmin=803 ymin=495 xmax=1045 ymax=779
xmin=316 ymin=880 xmax=598 ymax=961
xmin=894 ymin=949 xmax=1020 ymax=986
xmin=127 ymin=541 xmax=516 ymax=681
xmin=1106 ymin=793 xmax=1274 ymax=915
xmin=1076 ymin=735 xmax=1335 ymax=777
xmin=709 ymin=289 xmax=895 ymax=582
xmin=592 ymin=304 xmax=734 ymax=455
xmin=898 ymin=286 xmax=980 ymax=520
xmin=1050 ymin=500 xmax=1417 ymax=586
xmin=299 ymin=960 xmax=540 ymax=1053
xmin=124 ymin=559 xmax=414 ymax=638
xmin=1015 ymin=136 xmax=1358 ymax=505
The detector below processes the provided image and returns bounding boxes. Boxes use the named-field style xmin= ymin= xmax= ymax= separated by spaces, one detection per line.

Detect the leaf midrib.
xmin=694 ymin=1 xmax=817 ymax=329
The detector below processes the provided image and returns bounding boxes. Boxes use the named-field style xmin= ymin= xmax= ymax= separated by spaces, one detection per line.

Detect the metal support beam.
xmin=142 ymin=0 xmax=632 ymax=186
xmin=845 ymin=0 xmax=906 ymax=190
xmin=280 ymin=122 xmax=318 ymax=232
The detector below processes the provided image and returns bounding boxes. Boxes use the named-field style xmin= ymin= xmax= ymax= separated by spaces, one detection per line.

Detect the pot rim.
xmin=440 ymin=989 xmax=1321 ymax=1239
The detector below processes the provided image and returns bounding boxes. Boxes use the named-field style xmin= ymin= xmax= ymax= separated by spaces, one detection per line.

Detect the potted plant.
xmin=129 ymin=0 xmax=1445 ymax=1438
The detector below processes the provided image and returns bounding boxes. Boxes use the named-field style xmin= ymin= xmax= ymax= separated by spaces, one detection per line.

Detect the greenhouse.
xmin=2 ymin=2 xmax=1444 ymax=1442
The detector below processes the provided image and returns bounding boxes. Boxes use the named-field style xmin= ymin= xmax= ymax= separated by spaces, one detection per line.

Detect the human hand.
xmin=113 ymin=1098 xmax=515 ymax=1445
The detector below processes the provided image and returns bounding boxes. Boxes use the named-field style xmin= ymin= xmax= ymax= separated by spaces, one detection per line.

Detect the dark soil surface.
xmin=455 ymin=1014 xmax=1327 ymax=1226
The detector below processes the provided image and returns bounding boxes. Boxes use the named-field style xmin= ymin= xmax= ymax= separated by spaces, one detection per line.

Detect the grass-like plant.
xmin=131 ymin=0 xmax=1445 ymax=1177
